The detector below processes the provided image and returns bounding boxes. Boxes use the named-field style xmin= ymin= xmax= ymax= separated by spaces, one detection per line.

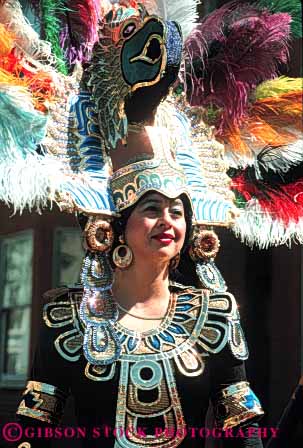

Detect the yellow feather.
xmin=0 ymin=23 xmax=15 ymax=57
xmin=255 ymin=76 xmax=303 ymax=100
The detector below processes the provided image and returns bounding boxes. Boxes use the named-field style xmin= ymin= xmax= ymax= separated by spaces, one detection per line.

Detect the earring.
xmin=189 ymin=226 xmax=226 ymax=293
xmin=170 ymin=253 xmax=180 ymax=271
xmin=189 ymin=228 xmax=220 ymax=261
xmin=112 ymin=235 xmax=133 ymax=269
xmin=84 ymin=217 xmax=114 ymax=252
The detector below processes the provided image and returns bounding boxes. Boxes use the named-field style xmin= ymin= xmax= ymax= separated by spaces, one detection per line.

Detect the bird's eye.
xmin=122 ymin=22 xmax=136 ymax=38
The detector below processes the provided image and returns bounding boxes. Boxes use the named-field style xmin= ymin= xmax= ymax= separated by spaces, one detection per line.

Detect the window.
xmin=0 ymin=231 xmax=33 ymax=387
xmin=53 ymin=228 xmax=84 ymax=287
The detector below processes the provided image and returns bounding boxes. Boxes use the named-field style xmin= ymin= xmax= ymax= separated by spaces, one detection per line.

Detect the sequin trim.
xmin=213 ymin=381 xmax=264 ymax=430
xmin=17 ymin=381 xmax=67 ymax=424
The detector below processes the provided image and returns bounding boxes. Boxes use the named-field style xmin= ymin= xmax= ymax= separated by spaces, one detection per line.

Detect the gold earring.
xmin=170 ymin=253 xmax=180 ymax=271
xmin=84 ymin=218 xmax=114 ymax=252
xmin=112 ymin=235 xmax=133 ymax=269
xmin=189 ymin=228 xmax=220 ymax=261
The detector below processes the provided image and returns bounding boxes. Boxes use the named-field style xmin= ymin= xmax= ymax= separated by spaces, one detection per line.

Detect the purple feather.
xmin=60 ymin=1 xmax=102 ymax=64
xmin=183 ymin=1 xmax=291 ymax=131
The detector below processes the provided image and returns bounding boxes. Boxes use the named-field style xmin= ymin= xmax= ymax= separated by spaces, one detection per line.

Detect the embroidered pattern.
xmin=213 ymin=381 xmax=264 ymax=429
xmin=42 ymin=286 xmax=253 ymax=446
xmin=17 ymin=381 xmax=67 ymax=424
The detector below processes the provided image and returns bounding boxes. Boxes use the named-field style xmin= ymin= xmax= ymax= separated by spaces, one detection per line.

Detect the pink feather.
xmin=183 ymin=1 xmax=291 ymax=131
xmin=60 ymin=0 xmax=102 ymax=64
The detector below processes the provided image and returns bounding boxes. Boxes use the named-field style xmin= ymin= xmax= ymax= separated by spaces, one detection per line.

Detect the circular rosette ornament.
xmin=84 ymin=218 xmax=114 ymax=253
xmin=189 ymin=228 xmax=220 ymax=261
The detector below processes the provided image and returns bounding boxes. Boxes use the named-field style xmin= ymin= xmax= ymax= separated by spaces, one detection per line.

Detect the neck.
xmin=112 ymin=260 xmax=170 ymax=308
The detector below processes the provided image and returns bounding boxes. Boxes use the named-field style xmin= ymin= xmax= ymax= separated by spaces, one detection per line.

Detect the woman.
xmin=16 ymin=188 xmax=264 ymax=448
xmin=10 ymin=1 xmax=271 ymax=447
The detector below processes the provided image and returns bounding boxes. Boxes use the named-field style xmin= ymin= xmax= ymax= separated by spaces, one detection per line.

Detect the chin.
xmin=152 ymin=247 xmax=178 ymax=262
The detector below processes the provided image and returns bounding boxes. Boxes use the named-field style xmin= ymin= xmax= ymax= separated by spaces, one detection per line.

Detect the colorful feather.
xmin=0 ymin=0 xmax=52 ymax=60
xmin=256 ymin=142 xmax=303 ymax=177
xmin=183 ymin=1 xmax=291 ymax=131
xmin=254 ymin=76 xmax=303 ymax=100
xmin=233 ymin=198 xmax=303 ymax=248
xmin=257 ymin=0 xmax=302 ymax=38
xmin=231 ymin=171 xmax=303 ymax=248
xmin=141 ymin=0 xmax=200 ymax=39
xmin=60 ymin=1 xmax=102 ymax=64
xmin=0 ymin=22 xmax=14 ymax=56
xmin=40 ymin=0 xmax=68 ymax=74
xmin=0 ymin=151 xmax=64 ymax=213
xmin=220 ymin=88 xmax=303 ymax=167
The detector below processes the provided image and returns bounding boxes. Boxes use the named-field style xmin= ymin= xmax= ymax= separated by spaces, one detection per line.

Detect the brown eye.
xmin=123 ymin=22 xmax=136 ymax=38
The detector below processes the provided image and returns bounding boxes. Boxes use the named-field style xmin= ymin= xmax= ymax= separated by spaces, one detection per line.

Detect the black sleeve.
xmin=16 ymin=312 xmax=71 ymax=448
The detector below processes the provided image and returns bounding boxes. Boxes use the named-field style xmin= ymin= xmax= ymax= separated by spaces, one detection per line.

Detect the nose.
xmin=157 ymin=208 xmax=173 ymax=228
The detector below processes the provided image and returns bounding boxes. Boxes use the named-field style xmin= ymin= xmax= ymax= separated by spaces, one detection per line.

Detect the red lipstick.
xmin=152 ymin=232 xmax=174 ymax=245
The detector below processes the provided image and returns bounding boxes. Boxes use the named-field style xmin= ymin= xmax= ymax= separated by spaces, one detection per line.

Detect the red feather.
xmin=232 ymin=174 xmax=303 ymax=224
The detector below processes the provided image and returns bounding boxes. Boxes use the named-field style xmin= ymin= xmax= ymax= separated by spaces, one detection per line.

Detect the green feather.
xmin=41 ymin=0 xmax=68 ymax=74
xmin=232 ymin=191 xmax=248 ymax=209
xmin=257 ymin=0 xmax=302 ymax=38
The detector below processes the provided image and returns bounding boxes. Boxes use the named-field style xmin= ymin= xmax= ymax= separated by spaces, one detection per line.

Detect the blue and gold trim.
xmin=17 ymin=381 xmax=68 ymax=424
xmin=213 ymin=381 xmax=264 ymax=430
xmin=43 ymin=287 xmax=248 ymax=375
xmin=198 ymin=292 xmax=249 ymax=360
xmin=115 ymin=358 xmax=186 ymax=448
xmin=110 ymin=126 xmax=192 ymax=212
xmin=42 ymin=286 xmax=260 ymax=447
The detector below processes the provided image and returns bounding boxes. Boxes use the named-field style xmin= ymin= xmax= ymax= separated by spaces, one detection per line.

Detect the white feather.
xmin=233 ymin=199 xmax=303 ymax=249
xmin=0 ymin=0 xmax=53 ymax=61
xmin=255 ymin=140 xmax=303 ymax=179
xmin=0 ymin=153 xmax=65 ymax=213
xmin=142 ymin=0 xmax=200 ymax=39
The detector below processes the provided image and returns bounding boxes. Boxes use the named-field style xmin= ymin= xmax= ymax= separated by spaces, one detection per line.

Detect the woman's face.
xmin=124 ymin=192 xmax=187 ymax=264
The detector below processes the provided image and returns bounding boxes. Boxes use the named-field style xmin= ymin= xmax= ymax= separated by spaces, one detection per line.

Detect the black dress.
xmin=17 ymin=283 xmax=264 ymax=448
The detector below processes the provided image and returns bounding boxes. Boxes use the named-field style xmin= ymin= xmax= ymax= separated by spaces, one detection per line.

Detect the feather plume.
xmin=0 ymin=61 xmax=58 ymax=112
xmin=0 ymin=86 xmax=47 ymax=157
xmin=141 ymin=0 xmax=200 ymax=39
xmin=183 ymin=1 xmax=291 ymax=130
xmin=221 ymin=89 xmax=302 ymax=167
xmin=60 ymin=1 xmax=102 ymax=64
xmin=0 ymin=152 xmax=63 ymax=213
xmin=0 ymin=84 xmax=59 ymax=213
xmin=0 ymin=0 xmax=53 ymax=60
xmin=257 ymin=0 xmax=302 ymax=38
xmin=40 ymin=0 xmax=68 ymax=74
xmin=254 ymin=76 xmax=303 ymax=100
xmin=231 ymin=173 xmax=303 ymax=226
xmin=233 ymin=199 xmax=303 ymax=248
xmin=256 ymin=141 xmax=303 ymax=177
xmin=0 ymin=22 xmax=14 ymax=55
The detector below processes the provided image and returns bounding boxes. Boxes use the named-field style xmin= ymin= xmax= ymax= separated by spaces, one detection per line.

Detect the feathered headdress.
xmin=0 ymin=0 xmax=302 ymax=250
